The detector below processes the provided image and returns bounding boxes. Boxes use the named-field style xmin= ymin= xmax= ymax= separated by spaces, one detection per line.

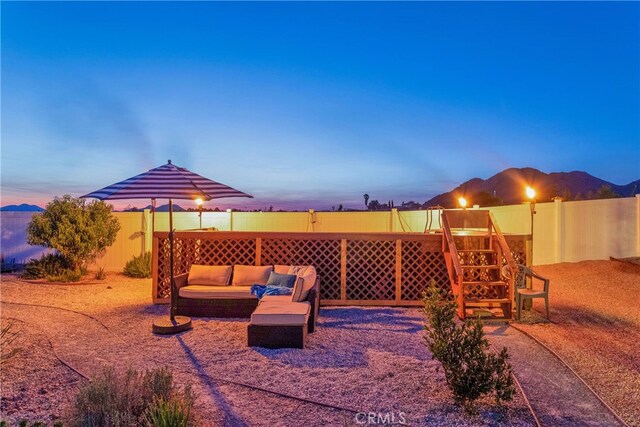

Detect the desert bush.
xmin=45 ymin=269 xmax=84 ymax=283
xmin=95 ymin=267 xmax=106 ymax=280
xmin=423 ymin=281 xmax=515 ymax=411
xmin=22 ymin=253 xmax=73 ymax=279
xmin=71 ymin=366 xmax=194 ymax=427
xmin=27 ymin=195 xmax=120 ymax=272
xmin=123 ymin=252 xmax=152 ymax=278
xmin=144 ymin=396 xmax=193 ymax=427
xmin=1 ymin=320 xmax=21 ymax=364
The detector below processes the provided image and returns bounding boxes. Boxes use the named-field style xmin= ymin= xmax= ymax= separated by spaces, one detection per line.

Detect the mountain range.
xmin=0 ymin=204 xmax=45 ymax=212
xmin=424 ymin=168 xmax=640 ymax=208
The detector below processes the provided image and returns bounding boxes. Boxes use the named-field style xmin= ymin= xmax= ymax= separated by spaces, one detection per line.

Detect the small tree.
xmin=27 ymin=195 xmax=120 ymax=271
xmin=423 ymin=282 xmax=515 ymax=412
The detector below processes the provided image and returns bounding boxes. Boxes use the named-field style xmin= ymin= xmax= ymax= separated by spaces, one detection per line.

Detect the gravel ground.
xmin=515 ymin=260 xmax=640 ymax=426
xmin=0 ymin=318 xmax=85 ymax=424
xmin=0 ymin=273 xmax=534 ymax=426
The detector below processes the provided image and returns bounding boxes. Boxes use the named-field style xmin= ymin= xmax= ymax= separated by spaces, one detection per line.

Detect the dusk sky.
xmin=2 ymin=2 xmax=639 ymax=211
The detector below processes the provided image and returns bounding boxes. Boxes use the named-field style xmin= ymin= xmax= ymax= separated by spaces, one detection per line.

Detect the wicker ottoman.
xmin=247 ymin=301 xmax=310 ymax=349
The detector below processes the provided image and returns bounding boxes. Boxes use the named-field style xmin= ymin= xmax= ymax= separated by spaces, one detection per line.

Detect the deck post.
xmin=340 ymin=239 xmax=347 ymax=301
xmin=255 ymin=238 xmax=262 ymax=266
xmin=395 ymin=239 xmax=402 ymax=304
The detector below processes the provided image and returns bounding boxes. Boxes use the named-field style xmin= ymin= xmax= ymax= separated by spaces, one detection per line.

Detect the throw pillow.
xmin=266 ymin=272 xmax=297 ymax=288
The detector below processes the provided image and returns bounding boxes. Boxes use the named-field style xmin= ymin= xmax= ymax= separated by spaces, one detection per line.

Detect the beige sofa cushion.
xmin=188 ymin=265 xmax=232 ymax=286
xmin=259 ymin=295 xmax=293 ymax=304
xmin=179 ymin=285 xmax=256 ymax=299
xmin=251 ymin=301 xmax=310 ymax=326
xmin=291 ymin=277 xmax=305 ymax=302
xmin=232 ymin=265 xmax=273 ymax=286
xmin=274 ymin=265 xmax=317 ymax=300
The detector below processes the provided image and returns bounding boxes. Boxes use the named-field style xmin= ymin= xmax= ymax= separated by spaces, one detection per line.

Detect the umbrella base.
xmin=152 ymin=316 xmax=192 ymax=335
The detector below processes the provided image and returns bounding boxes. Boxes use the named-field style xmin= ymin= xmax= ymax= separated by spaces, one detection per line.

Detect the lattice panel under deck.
xmin=346 ymin=240 xmax=396 ymax=300
xmin=156 ymin=237 xmax=256 ymax=299
xmin=453 ymin=236 xmax=489 ymax=251
xmin=457 ymin=251 xmax=495 ymax=267
xmin=464 ymin=283 xmax=501 ymax=300
xmin=261 ymin=239 xmax=342 ymax=300
xmin=505 ymin=236 xmax=527 ymax=266
xmin=401 ymin=241 xmax=448 ymax=300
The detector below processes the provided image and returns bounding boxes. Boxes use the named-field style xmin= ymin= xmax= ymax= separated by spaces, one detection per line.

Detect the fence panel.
xmin=152 ymin=231 xmax=528 ymax=306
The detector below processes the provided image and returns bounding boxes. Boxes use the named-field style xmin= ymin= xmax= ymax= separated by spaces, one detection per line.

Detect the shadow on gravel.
xmin=319 ymin=307 xmax=424 ymax=334
xmin=176 ymin=336 xmax=249 ymax=427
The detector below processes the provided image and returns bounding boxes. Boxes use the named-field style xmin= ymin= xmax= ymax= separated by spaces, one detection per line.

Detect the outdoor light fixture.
xmin=195 ymin=198 xmax=204 ymax=229
xmin=526 ymin=186 xmax=536 ymax=243
xmin=526 ymin=186 xmax=536 ymax=201
xmin=458 ymin=197 xmax=468 ymax=209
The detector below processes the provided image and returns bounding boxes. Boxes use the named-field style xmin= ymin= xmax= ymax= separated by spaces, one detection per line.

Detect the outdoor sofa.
xmin=173 ymin=264 xmax=319 ymax=348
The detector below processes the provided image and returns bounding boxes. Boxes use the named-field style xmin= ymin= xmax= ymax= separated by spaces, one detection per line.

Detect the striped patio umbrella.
xmin=82 ymin=160 xmax=252 ymax=333
xmin=83 ymin=160 xmax=252 ymax=201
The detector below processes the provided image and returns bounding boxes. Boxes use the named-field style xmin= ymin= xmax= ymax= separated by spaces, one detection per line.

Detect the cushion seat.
xmin=251 ymin=301 xmax=310 ymax=326
xmin=179 ymin=285 xmax=256 ymax=299
xmin=259 ymin=295 xmax=293 ymax=305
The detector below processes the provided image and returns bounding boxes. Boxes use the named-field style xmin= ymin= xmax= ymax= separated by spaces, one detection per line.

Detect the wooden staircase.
xmin=441 ymin=209 xmax=517 ymax=320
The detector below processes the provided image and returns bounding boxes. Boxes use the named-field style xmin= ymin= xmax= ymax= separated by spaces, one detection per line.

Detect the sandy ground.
xmin=516 ymin=260 xmax=640 ymax=426
xmin=0 ymin=273 xmax=533 ymax=426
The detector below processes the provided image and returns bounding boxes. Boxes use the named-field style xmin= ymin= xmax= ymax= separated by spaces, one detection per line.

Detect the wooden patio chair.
xmin=502 ymin=264 xmax=550 ymax=321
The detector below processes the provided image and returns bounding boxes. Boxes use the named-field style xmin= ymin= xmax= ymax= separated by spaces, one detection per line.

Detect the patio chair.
xmin=502 ymin=264 xmax=550 ymax=321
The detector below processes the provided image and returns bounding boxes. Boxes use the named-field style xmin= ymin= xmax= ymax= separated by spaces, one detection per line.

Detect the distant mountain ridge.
xmin=425 ymin=168 xmax=640 ymax=208
xmin=121 ymin=204 xmax=186 ymax=212
xmin=0 ymin=204 xmax=44 ymax=212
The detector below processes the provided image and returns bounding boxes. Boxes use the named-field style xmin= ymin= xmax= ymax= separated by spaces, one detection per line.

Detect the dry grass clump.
xmin=71 ymin=367 xmax=195 ymax=427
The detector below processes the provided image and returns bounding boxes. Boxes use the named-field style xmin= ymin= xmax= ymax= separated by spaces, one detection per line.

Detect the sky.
xmin=2 ymin=1 xmax=639 ymax=211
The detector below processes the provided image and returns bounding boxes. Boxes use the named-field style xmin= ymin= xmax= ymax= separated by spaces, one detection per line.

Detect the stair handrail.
xmin=489 ymin=212 xmax=517 ymax=301
xmin=441 ymin=212 xmax=463 ymax=281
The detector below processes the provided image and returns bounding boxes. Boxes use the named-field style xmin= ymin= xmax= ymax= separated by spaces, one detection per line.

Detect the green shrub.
xmin=45 ymin=269 xmax=83 ymax=283
xmin=22 ymin=253 xmax=72 ymax=279
xmin=18 ymin=421 xmax=27 ymax=427
xmin=71 ymin=366 xmax=194 ymax=427
xmin=123 ymin=252 xmax=152 ymax=278
xmin=0 ymin=420 xmax=7 ymax=427
xmin=423 ymin=281 xmax=515 ymax=411
xmin=144 ymin=397 xmax=193 ymax=427
xmin=95 ymin=267 xmax=107 ymax=280
xmin=53 ymin=422 xmax=64 ymax=427
xmin=27 ymin=195 xmax=120 ymax=272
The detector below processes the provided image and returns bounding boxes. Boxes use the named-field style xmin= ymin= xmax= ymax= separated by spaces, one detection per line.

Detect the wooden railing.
xmin=441 ymin=212 xmax=465 ymax=314
xmin=152 ymin=230 xmax=529 ymax=306
xmin=489 ymin=212 xmax=517 ymax=303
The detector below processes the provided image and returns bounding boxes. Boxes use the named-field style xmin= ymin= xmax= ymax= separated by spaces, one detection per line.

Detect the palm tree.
xmin=363 ymin=194 xmax=370 ymax=210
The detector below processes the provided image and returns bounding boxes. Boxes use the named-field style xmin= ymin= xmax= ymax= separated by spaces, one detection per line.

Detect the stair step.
xmin=458 ymin=249 xmax=494 ymax=253
xmin=461 ymin=264 xmax=499 ymax=269
xmin=465 ymin=298 xmax=511 ymax=304
xmin=463 ymin=281 xmax=508 ymax=286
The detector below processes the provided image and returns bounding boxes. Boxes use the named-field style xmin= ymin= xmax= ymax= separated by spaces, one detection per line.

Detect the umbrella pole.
xmin=169 ymin=199 xmax=175 ymax=321
xmin=152 ymin=198 xmax=192 ymax=334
